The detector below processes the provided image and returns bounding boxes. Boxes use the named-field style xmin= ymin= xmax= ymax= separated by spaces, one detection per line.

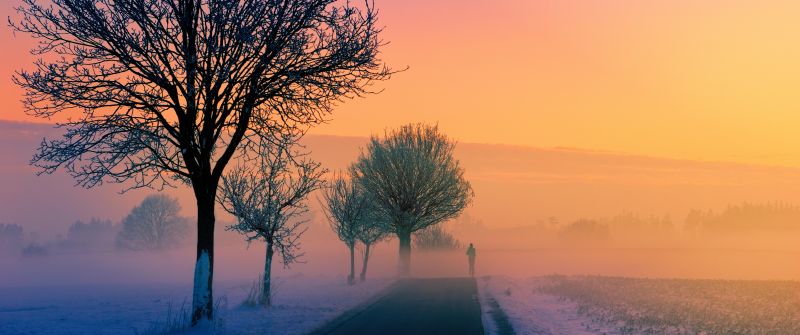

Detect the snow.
xmin=0 ymin=274 xmax=393 ymax=335
xmin=478 ymin=276 xmax=619 ymax=335
xmin=475 ymin=282 xmax=499 ymax=335
xmin=192 ymin=250 xmax=211 ymax=318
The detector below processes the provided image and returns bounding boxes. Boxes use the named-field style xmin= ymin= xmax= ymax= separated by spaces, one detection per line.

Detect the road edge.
xmin=477 ymin=276 xmax=516 ymax=335
xmin=305 ymin=279 xmax=400 ymax=335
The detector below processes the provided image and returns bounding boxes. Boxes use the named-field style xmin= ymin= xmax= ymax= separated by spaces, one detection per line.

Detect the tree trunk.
xmin=191 ymin=184 xmax=217 ymax=325
xmin=398 ymin=231 xmax=412 ymax=277
xmin=262 ymin=242 xmax=274 ymax=306
xmin=360 ymin=243 xmax=371 ymax=282
xmin=348 ymin=243 xmax=356 ymax=285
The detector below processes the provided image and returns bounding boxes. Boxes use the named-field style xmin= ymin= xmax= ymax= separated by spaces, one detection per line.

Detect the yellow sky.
xmin=312 ymin=0 xmax=800 ymax=166
xmin=3 ymin=0 xmax=800 ymax=166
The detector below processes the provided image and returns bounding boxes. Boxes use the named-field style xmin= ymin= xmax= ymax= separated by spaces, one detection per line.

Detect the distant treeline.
xmin=446 ymin=202 xmax=800 ymax=246
xmin=557 ymin=202 xmax=800 ymax=242
xmin=0 ymin=194 xmax=192 ymax=258
xmin=685 ymin=202 xmax=800 ymax=233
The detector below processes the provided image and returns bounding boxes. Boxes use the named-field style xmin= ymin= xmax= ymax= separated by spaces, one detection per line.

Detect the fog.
xmin=3 ymin=121 xmax=800 ymax=289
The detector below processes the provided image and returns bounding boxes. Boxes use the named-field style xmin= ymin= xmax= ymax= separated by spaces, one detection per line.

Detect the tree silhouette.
xmin=12 ymin=0 xmax=390 ymax=323
xmin=352 ymin=124 xmax=473 ymax=276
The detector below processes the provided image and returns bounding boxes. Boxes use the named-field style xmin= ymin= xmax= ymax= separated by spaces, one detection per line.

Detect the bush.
xmin=414 ymin=224 xmax=462 ymax=251
xmin=21 ymin=243 xmax=48 ymax=257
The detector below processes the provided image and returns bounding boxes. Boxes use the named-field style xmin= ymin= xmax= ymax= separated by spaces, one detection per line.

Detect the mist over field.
xmin=2 ymin=120 xmax=800 ymax=288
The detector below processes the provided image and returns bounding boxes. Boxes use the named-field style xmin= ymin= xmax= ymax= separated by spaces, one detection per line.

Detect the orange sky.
xmin=3 ymin=0 xmax=800 ymax=166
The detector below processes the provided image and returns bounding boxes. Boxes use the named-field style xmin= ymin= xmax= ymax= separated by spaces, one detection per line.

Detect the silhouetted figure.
xmin=466 ymin=243 xmax=476 ymax=277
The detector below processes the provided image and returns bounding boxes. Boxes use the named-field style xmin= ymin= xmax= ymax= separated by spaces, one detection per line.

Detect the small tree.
xmin=352 ymin=124 xmax=473 ymax=276
xmin=356 ymin=203 xmax=390 ymax=281
xmin=414 ymin=224 xmax=461 ymax=251
xmin=219 ymin=138 xmax=325 ymax=306
xmin=117 ymin=195 xmax=190 ymax=251
xmin=322 ymin=173 xmax=368 ymax=285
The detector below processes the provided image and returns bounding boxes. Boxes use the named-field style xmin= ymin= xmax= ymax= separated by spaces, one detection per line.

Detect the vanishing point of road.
xmin=311 ymin=277 xmax=486 ymax=335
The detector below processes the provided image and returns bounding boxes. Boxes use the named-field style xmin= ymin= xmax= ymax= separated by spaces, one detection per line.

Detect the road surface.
xmin=311 ymin=277 xmax=485 ymax=335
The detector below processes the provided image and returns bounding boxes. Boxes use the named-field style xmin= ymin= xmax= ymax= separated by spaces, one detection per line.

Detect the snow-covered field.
xmin=0 ymin=274 xmax=392 ymax=335
xmin=479 ymin=276 xmax=619 ymax=335
xmin=481 ymin=275 xmax=800 ymax=335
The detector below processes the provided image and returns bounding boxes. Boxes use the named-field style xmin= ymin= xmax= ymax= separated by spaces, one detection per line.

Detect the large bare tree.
xmin=12 ymin=0 xmax=390 ymax=323
xmin=351 ymin=124 xmax=473 ymax=276
xmin=219 ymin=136 xmax=325 ymax=306
xmin=322 ymin=172 xmax=368 ymax=285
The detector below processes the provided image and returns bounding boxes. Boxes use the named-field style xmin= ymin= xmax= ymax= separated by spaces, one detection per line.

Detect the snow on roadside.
xmin=0 ymin=274 xmax=393 ymax=335
xmin=480 ymin=276 xmax=619 ymax=335
xmin=206 ymin=274 xmax=392 ymax=335
xmin=476 ymin=279 xmax=499 ymax=335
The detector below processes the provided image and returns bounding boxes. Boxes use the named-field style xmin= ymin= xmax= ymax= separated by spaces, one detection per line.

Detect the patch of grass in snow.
xmin=240 ymin=275 xmax=282 ymax=308
xmin=136 ymin=298 xmax=227 ymax=335
xmin=240 ymin=276 xmax=263 ymax=308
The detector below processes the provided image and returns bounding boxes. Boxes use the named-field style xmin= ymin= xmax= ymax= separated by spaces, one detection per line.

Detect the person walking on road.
xmin=466 ymin=243 xmax=476 ymax=277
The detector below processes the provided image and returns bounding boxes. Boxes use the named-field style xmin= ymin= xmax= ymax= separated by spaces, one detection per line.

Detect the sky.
xmin=2 ymin=0 xmax=800 ymax=167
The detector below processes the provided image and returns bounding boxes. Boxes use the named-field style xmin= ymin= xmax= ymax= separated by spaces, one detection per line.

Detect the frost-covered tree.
xmin=12 ymin=0 xmax=391 ymax=323
xmin=414 ymin=224 xmax=461 ymax=251
xmin=116 ymin=195 xmax=190 ymax=250
xmin=219 ymin=138 xmax=325 ymax=306
xmin=351 ymin=124 xmax=473 ymax=276
xmin=322 ymin=173 xmax=368 ymax=285
xmin=356 ymin=204 xmax=390 ymax=281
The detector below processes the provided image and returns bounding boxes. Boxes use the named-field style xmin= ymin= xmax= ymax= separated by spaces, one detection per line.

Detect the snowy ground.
xmin=479 ymin=276 xmax=620 ymax=335
xmin=0 ymin=274 xmax=393 ymax=335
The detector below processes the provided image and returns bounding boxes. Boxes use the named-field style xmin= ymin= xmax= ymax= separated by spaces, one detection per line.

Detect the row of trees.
xmin=14 ymin=0 xmax=471 ymax=323
xmin=212 ymin=124 xmax=472 ymax=307
xmin=323 ymin=124 xmax=474 ymax=279
xmin=13 ymin=0 xmax=391 ymax=324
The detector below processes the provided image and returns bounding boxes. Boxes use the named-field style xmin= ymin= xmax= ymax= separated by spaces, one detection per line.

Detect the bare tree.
xmin=116 ymin=194 xmax=190 ymax=251
xmin=351 ymin=124 xmax=473 ymax=276
xmin=12 ymin=0 xmax=390 ymax=323
xmin=356 ymin=202 xmax=390 ymax=281
xmin=218 ymin=137 xmax=325 ymax=306
xmin=322 ymin=172 xmax=367 ymax=285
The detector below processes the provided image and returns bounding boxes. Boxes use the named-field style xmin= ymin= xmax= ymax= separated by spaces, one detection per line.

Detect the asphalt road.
xmin=311 ymin=277 xmax=485 ymax=335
